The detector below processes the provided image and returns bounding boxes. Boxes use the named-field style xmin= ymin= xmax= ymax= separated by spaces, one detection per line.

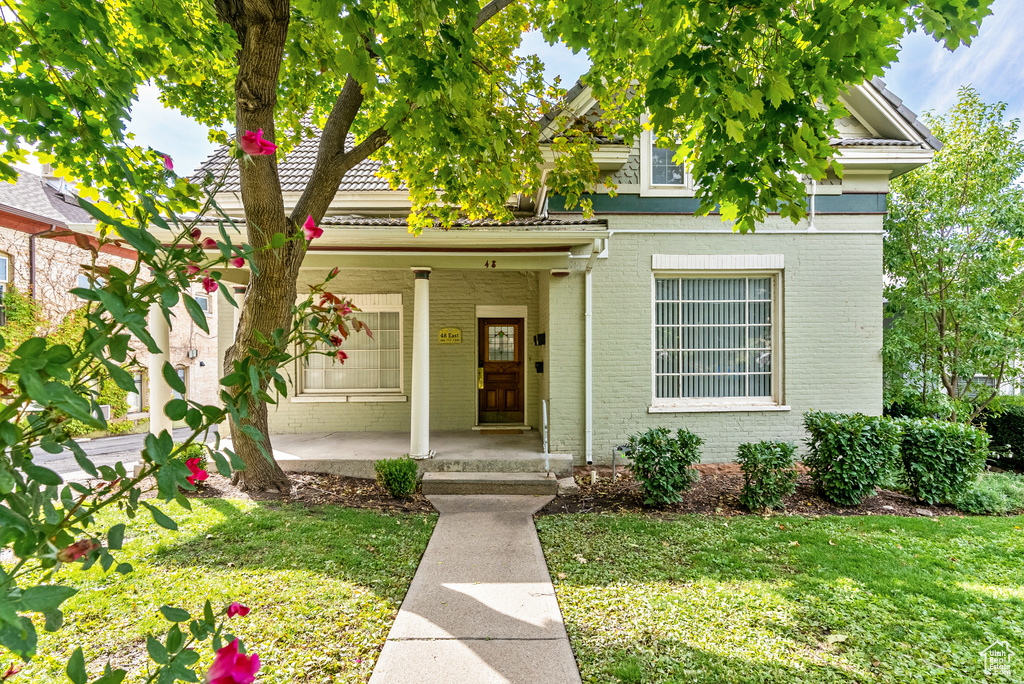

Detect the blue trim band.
xmin=547 ymin=193 xmax=887 ymax=214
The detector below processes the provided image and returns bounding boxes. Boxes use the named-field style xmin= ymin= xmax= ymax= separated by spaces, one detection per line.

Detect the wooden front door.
xmin=478 ymin=318 xmax=524 ymax=424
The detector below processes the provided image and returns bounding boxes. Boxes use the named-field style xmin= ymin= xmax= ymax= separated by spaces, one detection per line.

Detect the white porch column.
xmin=409 ymin=267 xmax=431 ymax=458
xmin=148 ymin=305 xmax=173 ymax=437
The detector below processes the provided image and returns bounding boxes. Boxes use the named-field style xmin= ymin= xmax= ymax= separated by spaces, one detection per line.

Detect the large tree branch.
xmin=292 ymin=0 xmax=517 ymax=224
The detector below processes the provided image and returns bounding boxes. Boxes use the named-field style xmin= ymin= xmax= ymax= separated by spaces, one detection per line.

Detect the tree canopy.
xmin=883 ymin=87 xmax=1024 ymax=421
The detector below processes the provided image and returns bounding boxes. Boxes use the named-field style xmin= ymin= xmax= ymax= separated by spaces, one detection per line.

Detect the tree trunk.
xmin=218 ymin=0 xmax=297 ymax=492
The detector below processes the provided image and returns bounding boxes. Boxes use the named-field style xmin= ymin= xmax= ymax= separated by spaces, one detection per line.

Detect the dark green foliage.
xmin=955 ymin=472 xmax=1024 ymax=515
xmin=627 ymin=427 xmax=703 ymax=506
xmin=802 ymin=410 xmax=902 ymax=506
xmin=983 ymin=397 xmax=1024 ymax=463
xmin=898 ymin=418 xmax=989 ymax=504
xmin=374 ymin=456 xmax=419 ymax=499
xmin=736 ymin=441 xmax=798 ymax=512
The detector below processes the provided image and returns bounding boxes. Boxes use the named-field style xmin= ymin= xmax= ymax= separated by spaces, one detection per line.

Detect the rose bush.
xmin=0 ymin=130 xmax=367 ymax=681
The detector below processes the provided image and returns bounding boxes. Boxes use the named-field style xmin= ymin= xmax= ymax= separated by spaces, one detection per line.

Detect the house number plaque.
xmin=438 ymin=328 xmax=462 ymax=344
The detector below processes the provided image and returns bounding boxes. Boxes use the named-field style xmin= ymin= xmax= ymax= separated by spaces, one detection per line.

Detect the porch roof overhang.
xmin=200 ymin=219 xmax=608 ymax=284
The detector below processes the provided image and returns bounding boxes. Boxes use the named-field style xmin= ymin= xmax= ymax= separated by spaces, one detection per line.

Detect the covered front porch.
xmin=259 ymin=430 xmax=573 ymax=479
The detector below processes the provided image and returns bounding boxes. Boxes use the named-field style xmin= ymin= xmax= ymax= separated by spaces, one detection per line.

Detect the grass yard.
xmin=538 ymin=513 xmax=1024 ymax=683
xmin=16 ymin=499 xmax=436 ymax=683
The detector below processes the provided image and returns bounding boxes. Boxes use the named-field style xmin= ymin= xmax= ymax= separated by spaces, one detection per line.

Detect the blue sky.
xmin=32 ymin=1 xmax=1024 ymax=177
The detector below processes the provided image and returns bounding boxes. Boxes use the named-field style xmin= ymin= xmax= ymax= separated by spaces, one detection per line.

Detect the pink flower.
xmin=228 ymin=255 xmax=245 ymax=268
xmin=302 ymin=215 xmax=323 ymax=241
xmin=190 ymin=228 xmax=202 ymax=241
xmin=336 ymin=302 xmax=352 ymax=316
xmin=202 ymin=276 xmax=219 ymax=294
xmin=329 ymin=267 xmax=339 ymax=278
xmin=162 ymin=154 xmax=174 ymax=171
xmin=185 ymin=457 xmax=209 ymax=486
xmin=201 ymin=238 xmax=217 ymax=250
xmin=329 ymin=334 xmax=344 ymax=348
xmin=335 ymin=350 xmax=348 ymax=363
xmin=239 ymin=129 xmax=277 ymax=156
xmin=185 ymin=263 xmax=201 ymax=276
xmin=57 ymin=539 xmax=100 ymax=563
xmin=226 ymin=602 xmax=250 ymax=618
xmin=206 ymin=639 xmax=260 ymax=684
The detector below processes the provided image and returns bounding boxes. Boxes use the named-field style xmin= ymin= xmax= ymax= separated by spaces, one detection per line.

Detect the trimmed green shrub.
xmin=955 ymin=473 xmax=1024 ymax=515
xmin=803 ymin=410 xmax=902 ymax=506
xmin=627 ymin=427 xmax=703 ymax=506
xmin=375 ymin=456 xmax=419 ymax=498
xmin=172 ymin=441 xmax=210 ymax=471
xmin=736 ymin=441 xmax=798 ymax=512
xmin=107 ymin=420 xmax=134 ymax=435
xmin=984 ymin=398 xmax=1024 ymax=463
xmin=898 ymin=418 xmax=989 ymax=504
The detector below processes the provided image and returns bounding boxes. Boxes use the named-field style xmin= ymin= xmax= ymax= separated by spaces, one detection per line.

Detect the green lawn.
xmin=538 ymin=513 xmax=1024 ymax=683
xmin=17 ymin=499 xmax=436 ymax=683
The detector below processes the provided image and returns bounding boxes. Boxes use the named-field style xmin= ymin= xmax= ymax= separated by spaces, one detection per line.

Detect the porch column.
xmin=410 ymin=267 xmax=431 ymax=458
xmin=148 ymin=305 xmax=173 ymax=437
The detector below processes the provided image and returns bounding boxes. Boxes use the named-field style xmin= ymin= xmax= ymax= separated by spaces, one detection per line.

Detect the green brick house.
xmin=198 ymin=79 xmax=938 ymax=466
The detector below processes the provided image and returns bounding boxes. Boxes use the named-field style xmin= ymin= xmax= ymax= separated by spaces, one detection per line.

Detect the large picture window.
xmin=654 ymin=276 xmax=776 ymax=403
xmin=302 ymin=308 xmax=402 ymax=393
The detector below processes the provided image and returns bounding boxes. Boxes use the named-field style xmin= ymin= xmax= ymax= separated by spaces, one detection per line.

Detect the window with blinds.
xmin=302 ymin=309 xmax=402 ymax=393
xmin=654 ymin=276 xmax=775 ymax=401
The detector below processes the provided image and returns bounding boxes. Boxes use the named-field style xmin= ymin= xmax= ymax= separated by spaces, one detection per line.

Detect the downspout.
xmin=29 ymin=225 xmax=59 ymax=301
xmin=584 ymin=238 xmax=604 ymax=465
xmin=807 ymin=179 xmax=817 ymax=233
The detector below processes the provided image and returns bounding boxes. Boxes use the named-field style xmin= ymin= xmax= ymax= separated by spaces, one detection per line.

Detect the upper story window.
xmin=0 ymin=252 xmax=10 ymax=295
xmin=640 ymin=128 xmax=692 ymax=197
xmin=194 ymin=292 xmax=212 ymax=314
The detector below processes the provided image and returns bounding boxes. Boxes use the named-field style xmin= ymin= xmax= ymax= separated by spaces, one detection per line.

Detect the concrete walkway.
xmin=369 ymin=495 xmax=581 ymax=684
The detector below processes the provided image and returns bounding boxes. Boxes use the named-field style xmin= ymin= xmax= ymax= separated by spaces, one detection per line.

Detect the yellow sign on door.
xmin=438 ymin=327 xmax=462 ymax=344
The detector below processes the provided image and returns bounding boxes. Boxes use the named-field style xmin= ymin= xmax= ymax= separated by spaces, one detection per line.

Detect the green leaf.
xmin=23 ymin=462 xmax=63 ymax=486
xmin=141 ymin=502 xmax=178 ymax=530
xmin=162 ymin=362 xmax=186 ymax=394
xmin=165 ymin=399 xmax=188 ymax=421
xmin=160 ymin=606 xmax=191 ymax=623
xmin=20 ymin=584 xmax=77 ymax=613
xmin=107 ymin=523 xmax=126 ymax=550
xmin=0 ymin=616 xmax=37 ymax=661
xmin=67 ymin=647 xmax=87 ymax=684
xmin=182 ymin=294 xmax=211 ymax=333
xmin=146 ymin=635 xmax=169 ymax=664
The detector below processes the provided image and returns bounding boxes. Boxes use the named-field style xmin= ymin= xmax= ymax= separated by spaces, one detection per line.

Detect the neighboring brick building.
xmin=0 ymin=168 xmax=219 ymax=412
xmin=198 ymin=79 xmax=939 ymax=464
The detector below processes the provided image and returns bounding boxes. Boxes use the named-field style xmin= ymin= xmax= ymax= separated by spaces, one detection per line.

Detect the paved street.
xmin=31 ymin=428 xmax=218 ymax=481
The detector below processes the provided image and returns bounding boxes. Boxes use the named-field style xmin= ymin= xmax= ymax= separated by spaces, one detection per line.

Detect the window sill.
xmin=648 ymin=404 xmax=791 ymax=414
xmin=292 ymin=394 xmax=408 ymax=403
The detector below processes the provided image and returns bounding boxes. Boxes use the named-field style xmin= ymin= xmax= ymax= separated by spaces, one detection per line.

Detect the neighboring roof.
xmin=195 ymin=215 xmax=606 ymax=229
xmin=869 ymin=78 xmax=943 ymax=151
xmin=192 ymin=134 xmax=392 ymax=193
xmin=0 ymin=170 xmax=94 ymax=226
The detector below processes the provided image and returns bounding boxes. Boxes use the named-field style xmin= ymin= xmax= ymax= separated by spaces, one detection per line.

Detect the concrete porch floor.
xmin=249 ymin=430 xmax=574 ymax=479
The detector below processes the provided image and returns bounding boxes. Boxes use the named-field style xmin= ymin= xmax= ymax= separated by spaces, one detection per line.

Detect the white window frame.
xmin=0 ymin=253 xmax=10 ymax=293
xmin=640 ymin=127 xmax=695 ymax=197
xmin=650 ymin=267 xmax=786 ymax=412
xmin=295 ymin=293 xmax=405 ymax=401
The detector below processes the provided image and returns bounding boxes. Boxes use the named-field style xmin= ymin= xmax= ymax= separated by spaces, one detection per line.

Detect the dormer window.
xmin=640 ymin=128 xmax=692 ymax=197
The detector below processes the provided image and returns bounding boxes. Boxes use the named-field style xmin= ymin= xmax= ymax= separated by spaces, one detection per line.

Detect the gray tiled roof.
xmin=192 ymin=134 xmax=393 ymax=193
xmin=0 ymin=170 xmax=94 ymax=226
xmin=830 ymin=138 xmax=927 ymax=147
xmin=870 ymin=79 xmax=943 ymax=151
xmin=196 ymin=215 xmax=605 ymax=228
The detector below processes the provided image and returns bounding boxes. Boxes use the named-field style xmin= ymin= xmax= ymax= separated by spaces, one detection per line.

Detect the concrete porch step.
xmin=421 ymin=471 xmax=558 ymax=496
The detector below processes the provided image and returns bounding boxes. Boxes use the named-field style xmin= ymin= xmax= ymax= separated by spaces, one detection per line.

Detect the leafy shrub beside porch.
xmin=375 ymin=456 xmax=420 ymax=498
xmin=897 ymin=418 xmax=989 ymax=504
xmin=627 ymin=427 xmax=703 ymax=506
xmin=736 ymin=441 xmax=798 ymax=512
xmin=955 ymin=472 xmax=1024 ymax=515
xmin=802 ymin=410 xmax=902 ymax=506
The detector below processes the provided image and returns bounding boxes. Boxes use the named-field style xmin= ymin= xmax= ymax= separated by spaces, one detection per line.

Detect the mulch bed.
xmin=537 ymin=466 xmax=963 ymax=518
xmin=185 ymin=472 xmax=436 ymax=514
